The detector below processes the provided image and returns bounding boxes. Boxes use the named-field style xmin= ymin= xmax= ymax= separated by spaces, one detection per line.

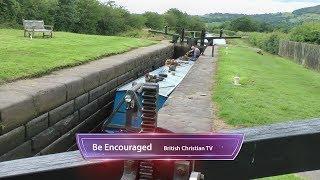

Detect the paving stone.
xmin=53 ymin=112 xmax=79 ymax=136
xmin=26 ymin=113 xmax=49 ymax=139
xmin=75 ymin=93 xmax=89 ymax=110
xmin=31 ymin=127 xmax=60 ymax=153
xmin=49 ymin=100 xmax=74 ymax=126
xmin=0 ymin=126 xmax=25 ymax=156
xmin=0 ymin=90 xmax=37 ymax=133
xmin=0 ymin=141 xmax=32 ymax=162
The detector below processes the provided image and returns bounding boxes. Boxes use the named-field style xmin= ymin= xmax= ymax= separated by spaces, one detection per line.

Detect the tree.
xmin=54 ymin=0 xmax=77 ymax=32
xmin=17 ymin=0 xmax=58 ymax=26
xmin=127 ymin=14 xmax=146 ymax=30
xmin=164 ymin=13 xmax=177 ymax=31
xmin=0 ymin=0 xmax=20 ymax=26
xmin=97 ymin=4 xmax=129 ymax=35
xmin=230 ymin=16 xmax=259 ymax=32
xmin=187 ymin=16 xmax=205 ymax=31
xmin=289 ymin=22 xmax=320 ymax=44
xmin=165 ymin=8 xmax=188 ymax=32
xmin=257 ymin=22 xmax=274 ymax=32
xmin=143 ymin=12 xmax=164 ymax=30
xmin=74 ymin=0 xmax=101 ymax=34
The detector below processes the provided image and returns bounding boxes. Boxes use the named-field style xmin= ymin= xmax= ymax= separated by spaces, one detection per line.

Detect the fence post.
xmin=212 ymin=44 xmax=215 ymax=57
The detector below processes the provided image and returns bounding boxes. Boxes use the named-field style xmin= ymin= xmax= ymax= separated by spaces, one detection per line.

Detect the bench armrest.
xmin=44 ymin=25 xmax=53 ymax=30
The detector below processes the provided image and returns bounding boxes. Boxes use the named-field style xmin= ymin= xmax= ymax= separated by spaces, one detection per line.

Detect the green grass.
xmin=213 ymin=39 xmax=320 ymax=127
xmin=0 ymin=28 xmax=156 ymax=83
xmin=257 ymin=174 xmax=304 ymax=180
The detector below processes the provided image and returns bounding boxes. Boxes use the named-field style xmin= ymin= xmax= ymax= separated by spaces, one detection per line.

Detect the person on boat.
xmin=187 ymin=46 xmax=201 ymax=61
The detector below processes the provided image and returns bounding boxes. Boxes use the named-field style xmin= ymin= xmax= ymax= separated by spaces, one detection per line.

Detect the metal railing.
xmin=1 ymin=118 xmax=320 ymax=179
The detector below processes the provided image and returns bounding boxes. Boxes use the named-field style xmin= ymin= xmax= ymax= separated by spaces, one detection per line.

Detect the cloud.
xmin=103 ymin=0 xmax=319 ymax=15
xmin=276 ymin=0 xmax=319 ymax=2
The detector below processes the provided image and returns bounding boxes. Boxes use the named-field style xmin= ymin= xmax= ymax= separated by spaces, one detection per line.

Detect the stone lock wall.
xmin=0 ymin=43 xmax=174 ymax=162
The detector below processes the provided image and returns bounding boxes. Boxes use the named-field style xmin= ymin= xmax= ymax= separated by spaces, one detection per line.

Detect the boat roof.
xmin=118 ymin=60 xmax=195 ymax=97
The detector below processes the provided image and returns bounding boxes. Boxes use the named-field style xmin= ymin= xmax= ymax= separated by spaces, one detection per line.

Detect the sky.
xmin=104 ymin=0 xmax=320 ymax=15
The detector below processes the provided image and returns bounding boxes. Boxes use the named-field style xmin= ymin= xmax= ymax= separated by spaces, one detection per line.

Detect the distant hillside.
xmin=202 ymin=4 xmax=320 ymax=28
xmin=293 ymin=5 xmax=320 ymax=15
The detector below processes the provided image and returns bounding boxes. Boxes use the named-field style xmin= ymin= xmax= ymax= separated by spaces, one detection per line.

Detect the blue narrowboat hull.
xmin=104 ymin=60 xmax=195 ymax=130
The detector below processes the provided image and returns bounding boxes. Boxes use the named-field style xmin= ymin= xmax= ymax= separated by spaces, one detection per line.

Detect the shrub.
xmin=248 ymin=32 xmax=287 ymax=54
xmin=143 ymin=12 xmax=165 ymax=30
xmin=289 ymin=22 xmax=320 ymax=45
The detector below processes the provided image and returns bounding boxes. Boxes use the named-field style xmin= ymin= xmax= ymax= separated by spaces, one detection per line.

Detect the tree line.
xmin=208 ymin=16 xmax=275 ymax=33
xmin=0 ymin=0 xmax=206 ymax=35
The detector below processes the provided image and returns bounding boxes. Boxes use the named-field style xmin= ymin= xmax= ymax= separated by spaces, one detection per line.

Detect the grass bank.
xmin=258 ymin=174 xmax=303 ymax=180
xmin=213 ymin=39 xmax=320 ymax=127
xmin=0 ymin=29 xmax=156 ymax=84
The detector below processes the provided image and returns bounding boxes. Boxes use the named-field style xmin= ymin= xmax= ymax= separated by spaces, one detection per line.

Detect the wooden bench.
xmin=23 ymin=20 xmax=53 ymax=38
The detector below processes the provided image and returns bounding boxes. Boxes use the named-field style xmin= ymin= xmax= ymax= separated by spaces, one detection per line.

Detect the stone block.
xmin=83 ymin=72 xmax=100 ymax=92
xmin=89 ymin=79 xmax=116 ymax=102
xmin=0 ymin=141 xmax=32 ymax=162
xmin=98 ymin=102 xmax=113 ymax=120
xmin=54 ymin=67 xmax=101 ymax=92
xmin=0 ymin=126 xmax=25 ymax=156
xmin=79 ymin=100 xmax=99 ymax=122
xmin=39 ymin=131 xmax=75 ymax=155
xmin=0 ymin=90 xmax=37 ymax=134
xmin=97 ymin=92 xmax=113 ymax=109
xmin=75 ymin=93 xmax=89 ymax=110
xmin=89 ymin=83 xmax=109 ymax=103
xmin=108 ymin=78 xmax=118 ymax=91
xmin=99 ymin=67 xmax=116 ymax=85
xmin=14 ymin=79 xmax=67 ymax=114
xmin=53 ymin=112 xmax=79 ymax=136
xmin=49 ymin=100 xmax=74 ymax=126
xmin=113 ymin=63 xmax=127 ymax=78
xmin=41 ymin=75 xmax=86 ymax=101
xmin=117 ymin=72 xmax=130 ymax=86
xmin=74 ymin=102 xmax=111 ymax=134
xmin=31 ymin=127 xmax=60 ymax=153
xmin=26 ymin=113 xmax=49 ymax=139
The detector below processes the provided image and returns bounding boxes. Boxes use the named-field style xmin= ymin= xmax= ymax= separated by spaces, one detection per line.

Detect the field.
xmin=258 ymin=174 xmax=303 ymax=180
xmin=213 ymin=39 xmax=320 ymax=127
xmin=0 ymin=29 xmax=156 ymax=84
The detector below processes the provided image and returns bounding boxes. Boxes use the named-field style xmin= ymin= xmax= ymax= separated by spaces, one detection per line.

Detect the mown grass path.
xmin=213 ymin=39 xmax=320 ymax=127
xmin=0 ymin=29 xmax=156 ymax=84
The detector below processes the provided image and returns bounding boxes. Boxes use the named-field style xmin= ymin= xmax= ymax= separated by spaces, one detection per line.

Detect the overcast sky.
xmin=104 ymin=0 xmax=320 ymax=15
